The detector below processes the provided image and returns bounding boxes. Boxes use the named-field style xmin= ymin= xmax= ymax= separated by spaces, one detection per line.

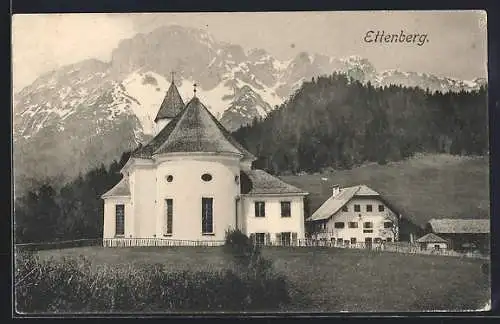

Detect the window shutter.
xmin=265 ymin=232 xmax=271 ymax=245
xmin=254 ymin=202 xmax=259 ymax=216
xmin=292 ymin=232 xmax=298 ymax=245
xmin=249 ymin=233 xmax=255 ymax=244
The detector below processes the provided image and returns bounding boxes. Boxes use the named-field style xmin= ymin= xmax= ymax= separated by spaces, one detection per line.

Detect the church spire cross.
xmin=170 ymin=71 xmax=175 ymax=83
xmin=193 ymin=83 xmax=197 ymax=97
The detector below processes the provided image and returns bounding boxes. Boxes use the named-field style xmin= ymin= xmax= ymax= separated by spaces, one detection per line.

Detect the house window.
xmin=341 ymin=205 xmax=348 ymax=212
xmin=354 ymin=204 xmax=361 ymax=212
xmin=115 ymin=204 xmax=125 ymax=236
xmin=348 ymin=222 xmax=358 ymax=228
xmin=434 ymin=244 xmax=441 ymax=250
xmin=202 ymin=197 xmax=213 ymax=234
xmin=164 ymin=199 xmax=173 ymax=235
xmin=281 ymin=201 xmax=291 ymax=217
xmin=378 ymin=205 xmax=385 ymax=212
xmin=337 ymin=238 xmax=343 ymax=245
xmin=201 ymin=173 xmax=213 ymax=182
xmin=374 ymin=238 xmax=382 ymax=243
xmin=363 ymin=222 xmax=373 ymax=228
xmin=386 ymin=238 xmax=392 ymax=242
xmin=363 ymin=229 xmax=373 ymax=233
xmin=255 ymin=233 xmax=265 ymax=246
xmin=351 ymin=237 xmax=357 ymax=244
xmin=366 ymin=205 xmax=373 ymax=212
xmin=281 ymin=232 xmax=291 ymax=246
xmin=255 ymin=201 xmax=265 ymax=217
xmin=384 ymin=221 xmax=393 ymax=229
xmin=334 ymin=222 xmax=345 ymax=229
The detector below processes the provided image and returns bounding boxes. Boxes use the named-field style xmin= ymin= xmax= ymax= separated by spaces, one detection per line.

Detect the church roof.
xmin=101 ymin=177 xmax=130 ymax=198
xmin=132 ymin=96 xmax=255 ymax=160
xmin=154 ymin=81 xmax=185 ymax=121
xmin=240 ymin=169 xmax=308 ymax=195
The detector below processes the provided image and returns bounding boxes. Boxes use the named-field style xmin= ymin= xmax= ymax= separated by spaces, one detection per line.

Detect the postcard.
xmin=12 ymin=11 xmax=490 ymax=314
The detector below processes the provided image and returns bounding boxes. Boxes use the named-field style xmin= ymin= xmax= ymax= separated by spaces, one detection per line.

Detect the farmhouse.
xmin=425 ymin=218 xmax=490 ymax=253
xmin=305 ymin=185 xmax=400 ymax=246
xmin=415 ymin=233 xmax=448 ymax=251
xmin=101 ymin=79 xmax=308 ymax=246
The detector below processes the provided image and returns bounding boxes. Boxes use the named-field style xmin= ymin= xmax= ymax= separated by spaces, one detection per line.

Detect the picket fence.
xmin=102 ymin=237 xmax=225 ymax=247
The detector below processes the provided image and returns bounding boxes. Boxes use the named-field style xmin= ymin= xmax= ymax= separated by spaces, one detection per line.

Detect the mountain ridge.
xmin=13 ymin=24 xmax=488 ymax=195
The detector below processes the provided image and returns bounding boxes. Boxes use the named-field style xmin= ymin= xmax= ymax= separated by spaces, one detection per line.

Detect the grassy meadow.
xmin=280 ymin=153 xmax=490 ymax=227
xmin=35 ymin=246 xmax=490 ymax=312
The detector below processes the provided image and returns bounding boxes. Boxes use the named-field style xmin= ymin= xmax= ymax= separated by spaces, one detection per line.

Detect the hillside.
xmin=234 ymin=74 xmax=488 ymax=175
xmin=280 ymin=154 xmax=490 ymax=228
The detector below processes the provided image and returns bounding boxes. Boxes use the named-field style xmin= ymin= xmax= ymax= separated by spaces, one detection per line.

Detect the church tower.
xmin=153 ymin=72 xmax=185 ymax=136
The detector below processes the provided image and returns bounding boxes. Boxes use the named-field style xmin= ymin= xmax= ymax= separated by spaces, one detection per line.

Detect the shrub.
xmin=14 ymin=252 xmax=291 ymax=313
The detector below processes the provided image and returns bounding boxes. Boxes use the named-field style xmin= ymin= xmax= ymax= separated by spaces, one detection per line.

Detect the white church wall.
xmin=242 ymin=195 xmax=305 ymax=243
xmin=131 ymin=167 xmax=156 ymax=237
xmin=153 ymin=155 xmax=241 ymax=241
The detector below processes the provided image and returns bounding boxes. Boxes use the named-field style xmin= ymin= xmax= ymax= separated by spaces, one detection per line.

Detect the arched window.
xmin=201 ymin=173 xmax=213 ymax=182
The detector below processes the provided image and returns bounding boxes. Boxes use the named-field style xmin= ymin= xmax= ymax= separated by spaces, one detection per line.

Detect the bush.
xmin=14 ymin=251 xmax=290 ymax=313
xmin=223 ymin=229 xmax=289 ymax=309
xmin=223 ymin=229 xmax=259 ymax=266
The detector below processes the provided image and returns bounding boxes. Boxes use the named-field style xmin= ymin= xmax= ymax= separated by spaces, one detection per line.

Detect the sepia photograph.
xmin=12 ymin=11 xmax=490 ymax=314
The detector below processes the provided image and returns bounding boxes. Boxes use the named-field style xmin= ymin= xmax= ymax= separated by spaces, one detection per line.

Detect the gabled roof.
xmin=240 ymin=169 xmax=308 ymax=195
xmin=132 ymin=97 xmax=255 ymax=160
xmin=306 ymin=185 xmax=394 ymax=222
xmin=416 ymin=233 xmax=448 ymax=243
xmin=428 ymin=218 xmax=490 ymax=234
xmin=154 ymin=81 xmax=185 ymax=121
xmin=306 ymin=186 xmax=361 ymax=222
xmin=101 ymin=177 xmax=130 ymax=198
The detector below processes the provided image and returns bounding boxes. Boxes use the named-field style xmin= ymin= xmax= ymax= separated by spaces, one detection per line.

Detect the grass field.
xmin=36 ymin=246 xmax=490 ymax=312
xmin=280 ymin=153 xmax=490 ymax=227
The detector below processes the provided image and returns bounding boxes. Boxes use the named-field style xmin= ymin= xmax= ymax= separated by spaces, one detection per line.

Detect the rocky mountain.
xmin=13 ymin=24 xmax=487 ymax=195
xmin=219 ymin=85 xmax=273 ymax=132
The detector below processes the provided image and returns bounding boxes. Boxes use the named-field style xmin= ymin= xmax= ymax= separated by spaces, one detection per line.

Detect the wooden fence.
xmin=266 ymin=239 xmax=489 ymax=260
xmin=102 ymin=237 xmax=225 ymax=247
xmin=14 ymin=237 xmax=489 ymax=260
xmin=15 ymin=238 xmax=103 ymax=252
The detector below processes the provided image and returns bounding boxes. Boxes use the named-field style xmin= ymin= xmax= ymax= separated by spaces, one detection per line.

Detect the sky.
xmin=12 ymin=11 xmax=487 ymax=93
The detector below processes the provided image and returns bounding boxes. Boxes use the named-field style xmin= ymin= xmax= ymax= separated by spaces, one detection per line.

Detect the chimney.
xmin=332 ymin=184 xmax=341 ymax=197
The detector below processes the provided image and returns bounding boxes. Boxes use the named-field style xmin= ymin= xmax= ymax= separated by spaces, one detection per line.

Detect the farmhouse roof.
xmin=427 ymin=218 xmax=490 ymax=234
xmin=154 ymin=80 xmax=185 ymax=121
xmin=101 ymin=177 xmax=130 ymax=198
xmin=306 ymin=185 xmax=394 ymax=222
xmin=416 ymin=233 xmax=448 ymax=243
xmin=240 ymin=169 xmax=308 ymax=195
xmin=132 ymin=96 xmax=255 ymax=160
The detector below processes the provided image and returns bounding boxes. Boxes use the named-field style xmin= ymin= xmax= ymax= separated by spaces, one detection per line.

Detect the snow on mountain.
xmin=220 ymin=85 xmax=273 ymax=132
xmin=12 ymin=24 xmax=487 ymax=194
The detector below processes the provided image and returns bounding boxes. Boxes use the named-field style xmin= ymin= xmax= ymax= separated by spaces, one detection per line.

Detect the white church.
xmin=102 ymin=79 xmax=308 ymax=247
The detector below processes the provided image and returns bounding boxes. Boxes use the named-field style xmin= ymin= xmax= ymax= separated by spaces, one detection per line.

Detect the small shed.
xmin=416 ymin=233 xmax=448 ymax=251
